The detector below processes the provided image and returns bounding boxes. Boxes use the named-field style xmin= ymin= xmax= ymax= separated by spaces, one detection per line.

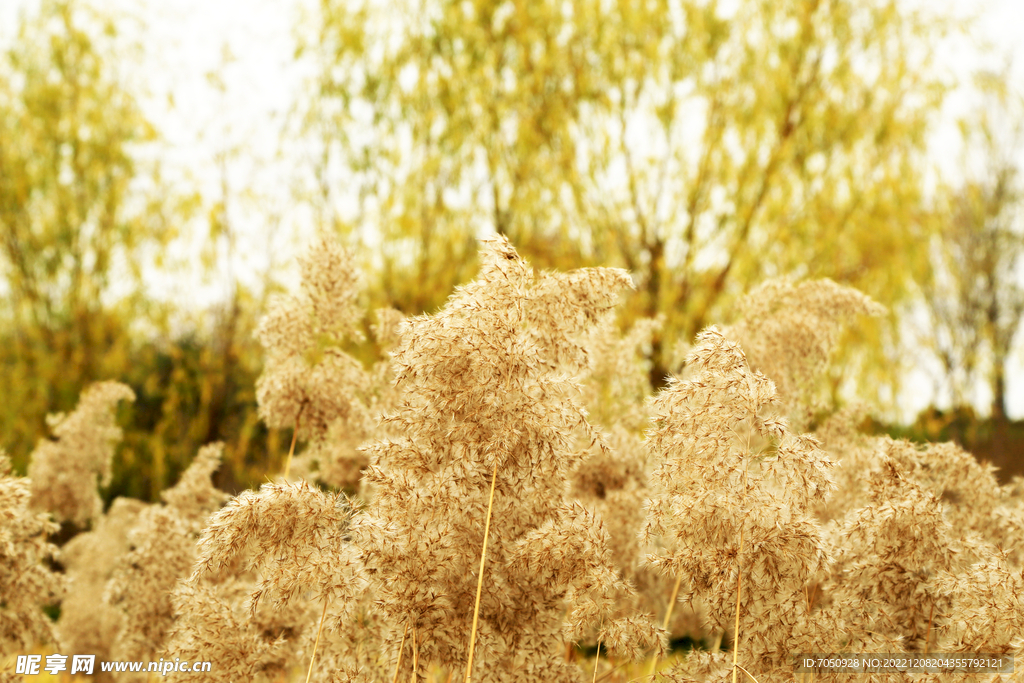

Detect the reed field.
xmin=2 ymin=234 xmax=1022 ymax=683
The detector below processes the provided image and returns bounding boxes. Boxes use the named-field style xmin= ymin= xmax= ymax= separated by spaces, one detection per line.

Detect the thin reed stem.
xmin=647 ymin=572 xmax=683 ymax=677
xmin=283 ymin=402 xmax=307 ymax=479
xmin=804 ymin=582 xmax=818 ymax=612
xmin=304 ymin=599 xmax=329 ymax=683
xmin=391 ymin=622 xmax=409 ymax=683
xmin=464 ymin=460 xmax=499 ymax=683
xmin=564 ymin=606 xmax=574 ymax=662
xmin=735 ymin=663 xmax=762 ymax=683
xmin=595 ymin=658 xmax=629 ymax=683
xmin=411 ymin=626 xmax=419 ymax=682
xmin=731 ymin=526 xmax=745 ymax=683
xmin=925 ymin=602 xmax=934 ymax=651
xmin=592 ymin=639 xmax=602 ymax=683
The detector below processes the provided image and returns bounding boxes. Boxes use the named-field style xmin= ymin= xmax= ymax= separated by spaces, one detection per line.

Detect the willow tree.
xmin=299 ymin=0 xmax=600 ymax=315
xmin=918 ymin=73 xmax=1024 ymax=422
xmin=0 ymin=0 xmax=160 ymax=329
xmin=303 ymin=0 xmax=953 ymax=388
xmin=0 ymin=0 xmax=190 ymax=483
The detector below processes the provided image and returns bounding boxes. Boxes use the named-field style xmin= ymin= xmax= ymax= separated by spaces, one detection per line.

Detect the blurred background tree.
xmin=302 ymin=0 xmax=955 ymax=392
xmin=897 ymin=69 xmax=1024 ymax=478
xmin=0 ymin=0 xmax=277 ymax=503
xmin=0 ymin=0 xmax=156 ymax=474
xmin=920 ymin=71 xmax=1023 ymax=423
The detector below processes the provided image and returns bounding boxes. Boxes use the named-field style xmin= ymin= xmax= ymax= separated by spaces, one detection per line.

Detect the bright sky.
xmin=2 ymin=0 xmax=1024 ymax=420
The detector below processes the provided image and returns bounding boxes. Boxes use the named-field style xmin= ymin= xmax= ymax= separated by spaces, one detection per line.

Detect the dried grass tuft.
xmin=642 ymin=327 xmax=836 ymax=679
xmin=27 ymin=381 xmax=135 ymax=527
xmin=353 ymin=236 xmax=661 ymax=681
xmin=0 ymin=452 xmax=62 ymax=655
